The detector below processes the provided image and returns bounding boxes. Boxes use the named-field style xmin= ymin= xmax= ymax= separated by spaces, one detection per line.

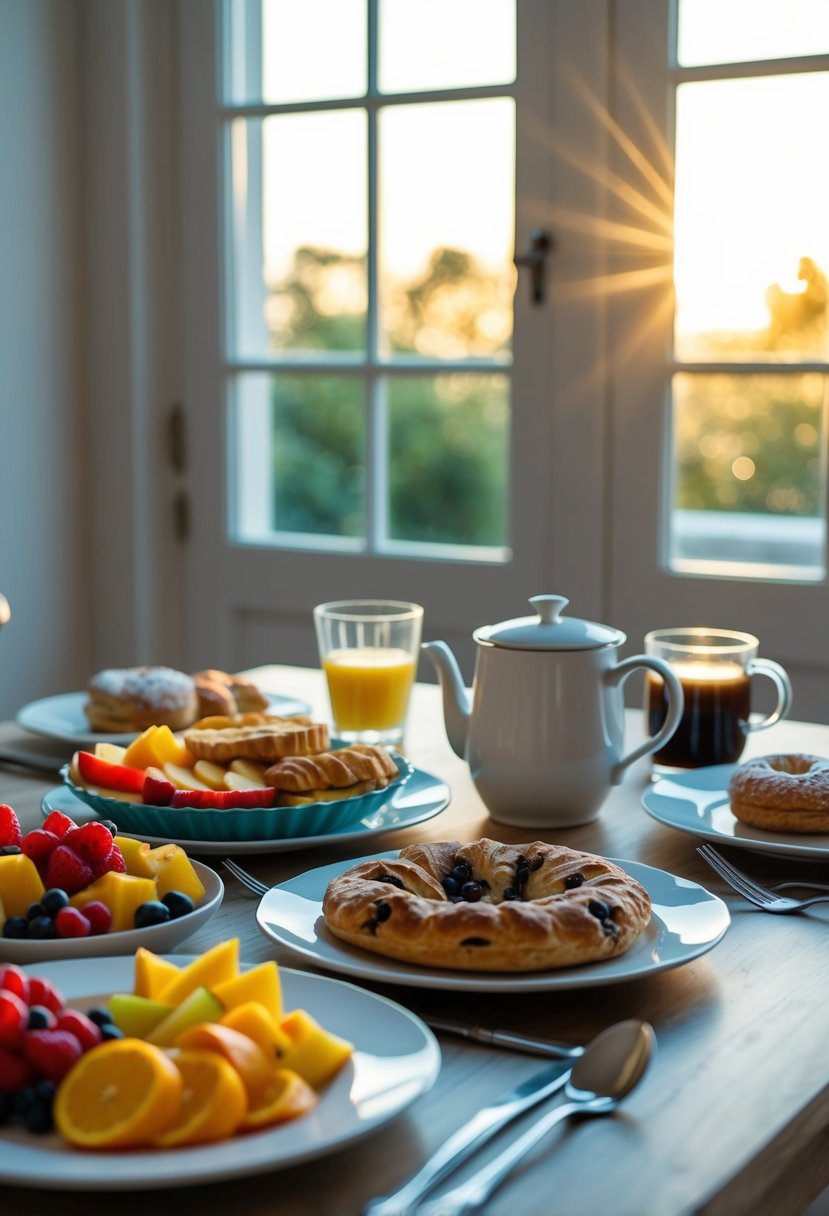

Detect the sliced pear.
xmin=107 ymin=993 xmax=175 ymax=1038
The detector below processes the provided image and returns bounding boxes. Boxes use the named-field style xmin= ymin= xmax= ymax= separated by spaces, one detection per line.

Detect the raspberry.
xmin=0 ymin=804 xmax=22 ymax=848
xmin=80 ymin=901 xmax=112 ymax=935
xmin=20 ymin=829 xmax=60 ymax=870
xmin=23 ymin=1029 xmax=83 ymax=1084
xmin=41 ymin=810 xmax=76 ymax=838
xmin=54 ymin=907 xmax=92 ymax=938
xmin=54 ymin=1010 xmax=102 ymax=1052
xmin=67 ymin=822 xmax=113 ymax=863
xmin=0 ymin=1044 xmax=35 ymax=1092
xmin=0 ymin=990 xmax=29 ymax=1048
xmin=26 ymin=977 xmax=65 ymax=1015
xmin=0 ymin=963 xmax=30 ymax=1004
xmin=90 ymin=842 xmax=126 ymax=880
xmin=44 ymin=844 xmax=94 ymax=895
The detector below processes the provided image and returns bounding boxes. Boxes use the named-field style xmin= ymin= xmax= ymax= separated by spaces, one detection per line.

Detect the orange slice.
xmin=154 ymin=1049 xmax=248 ymax=1147
xmin=175 ymin=1021 xmax=275 ymax=1104
xmin=241 ymin=1067 xmax=317 ymax=1131
xmin=54 ymin=1039 xmax=182 ymax=1149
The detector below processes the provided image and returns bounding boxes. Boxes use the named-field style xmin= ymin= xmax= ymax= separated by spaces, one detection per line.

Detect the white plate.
xmin=642 ymin=764 xmax=829 ymax=861
xmin=0 ymin=956 xmax=440 ymax=1190
xmin=0 ymin=861 xmax=223 ymax=964
xmin=41 ymin=768 xmax=451 ymax=855
xmin=255 ymin=851 xmax=730 ymax=993
xmin=16 ymin=690 xmax=312 ymax=746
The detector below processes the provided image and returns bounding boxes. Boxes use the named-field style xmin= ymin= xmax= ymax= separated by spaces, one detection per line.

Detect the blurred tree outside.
xmin=675 ymin=256 xmax=827 ymax=519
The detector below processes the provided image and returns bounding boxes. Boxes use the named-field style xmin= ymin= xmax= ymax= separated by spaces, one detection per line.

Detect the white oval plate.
xmin=642 ymin=764 xmax=829 ymax=861
xmin=16 ymin=690 xmax=312 ymax=746
xmin=255 ymin=852 xmax=731 ymax=993
xmin=41 ymin=769 xmax=451 ymax=855
xmin=0 ymin=957 xmax=440 ymax=1191
xmin=0 ymin=861 xmax=223 ymax=964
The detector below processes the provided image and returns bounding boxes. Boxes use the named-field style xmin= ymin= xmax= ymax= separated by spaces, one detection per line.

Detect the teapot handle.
xmin=606 ymin=656 xmax=685 ymax=783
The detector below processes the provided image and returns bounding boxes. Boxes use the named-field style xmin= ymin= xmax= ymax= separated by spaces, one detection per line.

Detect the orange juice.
xmin=323 ymin=647 xmax=416 ymax=731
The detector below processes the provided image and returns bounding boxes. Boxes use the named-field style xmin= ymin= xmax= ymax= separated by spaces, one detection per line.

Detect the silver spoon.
xmin=417 ymin=1018 xmax=655 ymax=1216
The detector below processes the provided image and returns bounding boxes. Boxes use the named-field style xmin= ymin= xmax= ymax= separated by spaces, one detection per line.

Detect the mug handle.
xmin=606 ymin=655 xmax=685 ymax=783
xmin=746 ymin=658 xmax=792 ymax=732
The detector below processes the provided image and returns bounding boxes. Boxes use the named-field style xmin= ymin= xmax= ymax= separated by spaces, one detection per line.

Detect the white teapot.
xmin=423 ymin=594 xmax=684 ymax=827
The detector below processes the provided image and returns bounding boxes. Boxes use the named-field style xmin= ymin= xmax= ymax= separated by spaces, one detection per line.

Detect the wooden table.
xmin=1 ymin=666 xmax=829 ymax=1216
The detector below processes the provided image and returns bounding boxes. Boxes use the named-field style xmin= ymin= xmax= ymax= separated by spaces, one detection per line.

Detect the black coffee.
xmin=646 ymin=662 xmax=751 ymax=768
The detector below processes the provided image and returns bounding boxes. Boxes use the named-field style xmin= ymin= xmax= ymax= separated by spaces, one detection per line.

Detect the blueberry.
xmin=27 ymin=1006 xmax=53 ymax=1030
xmin=160 ymin=891 xmax=195 ymax=920
xmin=27 ymin=915 xmax=56 ymax=939
xmin=0 ymin=845 xmax=21 ymax=855
xmin=503 ymin=887 xmax=520 ymax=901
xmin=98 ymin=820 xmax=119 ymax=834
xmin=2 ymin=916 xmax=28 ymax=939
xmin=0 ymin=1092 xmax=13 ymax=1125
xmin=451 ymin=861 xmax=472 ymax=883
xmin=565 ymin=873 xmax=585 ymax=889
xmin=134 ymin=901 xmax=171 ymax=929
xmin=461 ymin=881 xmax=483 ymax=902
xmin=100 ymin=1023 xmax=125 ymax=1041
xmin=588 ymin=899 xmax=612 ymax=921
xmin=23 ymin=1098 xmax=54 ymax=1134
xmin=26 ymin=902 xmax=46 ymax=922
xmin=441 ymin=875 xmax=460 ymax=897
xmin=41 ymin=889 xmax=70 ymax=916
xmin=86 ymin=1006 xmax=115 ymax=1027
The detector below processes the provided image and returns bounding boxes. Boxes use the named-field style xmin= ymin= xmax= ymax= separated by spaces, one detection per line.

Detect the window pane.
xmin=379 ymin=99 xmax=515 ymax=360
xmin=233 ymin=374 xmax=365 ymax=542
xmin=674 ymin=74 xmax=829 ymax=362
xmin=387 ymin=374 xmax=509 ymax=546
xmin=230 ymin=113 xmax=367 ymax=358
xmin=225 ymin=0 xmax=366 ymax=104
xmin=669 ymin=372 xmax=827 ymax=575
xmin=678 ymin=0 xmax=829 ymax=67
xmin=378 ymin=0 xmax=515 ymax=92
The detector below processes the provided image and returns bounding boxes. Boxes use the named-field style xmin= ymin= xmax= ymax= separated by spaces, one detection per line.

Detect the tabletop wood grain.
xmin=1 ymin=666 xmax=828 ymax=1216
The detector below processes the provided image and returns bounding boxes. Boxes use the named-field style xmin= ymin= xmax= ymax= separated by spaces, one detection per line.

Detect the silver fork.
xmin=697 ymin=844 xmax=829 ymax=914
xmin=222 ymin=858 xmax=269 ymax=897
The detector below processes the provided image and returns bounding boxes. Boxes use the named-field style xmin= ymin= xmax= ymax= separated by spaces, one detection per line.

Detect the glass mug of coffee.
xmin=644 ymin=628 xmax=792 ymax=777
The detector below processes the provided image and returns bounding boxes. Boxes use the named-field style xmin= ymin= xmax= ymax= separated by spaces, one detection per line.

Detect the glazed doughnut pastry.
xmin=85 ymin=667 xmax=198 ymax=733
xmin=322 ymin=839 xmax=652 ymax=972
xmin=729 ymin=753 xmax=829 ymax=833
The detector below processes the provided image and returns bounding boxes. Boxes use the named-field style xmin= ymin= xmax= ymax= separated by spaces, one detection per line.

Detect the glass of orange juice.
xmin=313 ymin=600 xmax=424 ymax=747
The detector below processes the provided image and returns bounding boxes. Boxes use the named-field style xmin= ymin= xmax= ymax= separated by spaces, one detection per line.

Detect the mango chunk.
xmin=123 ymin=726 xmax=161 ymax=771
xmin=0 ymin=853 xmax=46 ymax=918
xmin=147 ymin=726 xmax=195 ymax=770
xmin=220 ymin=1001 xmax=291 ymax=1064
xmin=156 ymin=938 xmax=239 ymax=1005
xmin=71 ymin=872 xmax=157 ymax=933
xmin=279 ymin=1008 xmax=354 ymax=1088
xmin=114 ymin=836 xmax=156 ymax=879
xmin=213 ymin=962 xmax=283 ymax=1020
xmin=134 ymin=946 xmax=181 ymax=1000
xmin=143 ymin=844 xmax=206 ymax=902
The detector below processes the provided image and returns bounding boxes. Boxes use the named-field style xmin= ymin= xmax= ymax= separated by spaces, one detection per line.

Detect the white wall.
xmin=0 ymin=0 xmax=93 ymax=718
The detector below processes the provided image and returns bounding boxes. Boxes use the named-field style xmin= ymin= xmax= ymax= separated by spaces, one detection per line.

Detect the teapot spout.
xmin=421 ymin=640 xmax=471 ymax=759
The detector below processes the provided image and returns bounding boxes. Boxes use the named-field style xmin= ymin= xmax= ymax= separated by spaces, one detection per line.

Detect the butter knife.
xmin=362 ymin=1058 xmax=575 ymax=1216
xmin=425 ymin=1018 xmax=584 ymax=1060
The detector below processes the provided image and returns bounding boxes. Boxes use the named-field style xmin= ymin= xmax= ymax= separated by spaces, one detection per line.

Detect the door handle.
xmin=514 ymin=230 xmax=553 ymax=305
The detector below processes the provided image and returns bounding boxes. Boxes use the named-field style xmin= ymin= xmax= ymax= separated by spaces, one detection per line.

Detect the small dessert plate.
xmin=0 ymin=860 xmax=222 ymax=965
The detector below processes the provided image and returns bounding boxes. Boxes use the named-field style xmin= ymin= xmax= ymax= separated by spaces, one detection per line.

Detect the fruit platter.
xmin=0 ymin=943 xmax=439 ymax=1189
xmin=0 ymin=803 xmax=222 ymax=962
xmin=61 ymin=718 xmax=413 ymax=842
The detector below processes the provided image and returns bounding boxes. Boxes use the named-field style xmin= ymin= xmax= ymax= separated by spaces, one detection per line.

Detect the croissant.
xmin=265 ymin=744 xmax=399 ymax=791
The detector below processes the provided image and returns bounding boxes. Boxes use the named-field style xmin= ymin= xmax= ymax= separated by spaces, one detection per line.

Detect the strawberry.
xmin=0 ymin=1044 xmax=35 ymax=1092
xmin=169 ymin=787 xmax=275 ymax=809
xmin=90 ymin=842 xmax=126 ymax=880
xmin=54 ymin=1010 xmax=102 ymax=1052
xmin=66 ymin=822 xmax=114 ymax=863
xmin=20 ymin=828 xmax=60 ymax=870
xmin=143 ymin=773 xmax=175 ymax=806
xmin=26 ymin=977 xmax=65 ymax=1015
xmin=0 ymin=804 xmax=22 ymax=848
xmin=23 ymin=1029 xmax=83 ymax=1084
xmin=80 ymin=901 xmax=112 ymax=935
xmin=41 ymin=810 xmax=77 ymax=838
xmin=44 ymin=844 xmax=94 ymax=895
xmin=54 ymin=907 xmax=92 ymax=938
xmin=0 ymin=990 xmax=29 ymax=1049
xmin=0 ymin=963 xmax=30 ymax=1005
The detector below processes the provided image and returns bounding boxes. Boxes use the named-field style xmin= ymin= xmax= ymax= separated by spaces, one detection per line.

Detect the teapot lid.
xmin=474 ymin=595 xmax=624 ymax=650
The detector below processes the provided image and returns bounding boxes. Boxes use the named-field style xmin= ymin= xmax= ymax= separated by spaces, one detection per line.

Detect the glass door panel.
xmin=378 ymin=0 xmax=516 ymax=92
xmin=678 ymin=0 xmax=829 ymax=67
